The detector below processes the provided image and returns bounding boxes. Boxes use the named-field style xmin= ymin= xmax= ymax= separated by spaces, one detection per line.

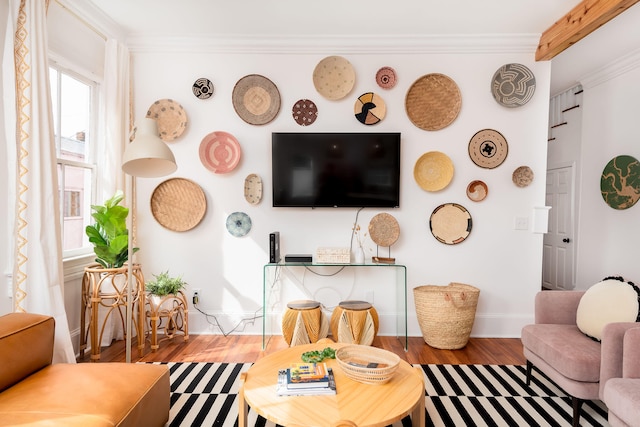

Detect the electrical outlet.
xmin=192 ymin=288 xmax=201 ymax=305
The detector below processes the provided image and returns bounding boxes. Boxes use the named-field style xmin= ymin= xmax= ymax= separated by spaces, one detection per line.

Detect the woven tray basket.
xmin=413 ymin=283 xmax=479 ymax=349
xmin=336 ymin=345 xmax=400 ymax=385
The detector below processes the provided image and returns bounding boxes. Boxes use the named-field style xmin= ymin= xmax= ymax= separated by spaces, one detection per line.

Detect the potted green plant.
xmin=85 ymin=190 xmax=138 ymax=268
xmin=145 ymin=271 xmax=189 ymax=350
xmin=81 ymin=191 xmax=144 ymax=359
xmin=145 ymin=271 xmax=187 ymax=297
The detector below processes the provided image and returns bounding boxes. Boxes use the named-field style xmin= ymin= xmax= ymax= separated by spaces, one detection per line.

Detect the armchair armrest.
xmin=534 ymin=291 xmax=585 ymax=325
xmin=623 ymin=326 xmax=640 ymax=378
xmin=599 ymin=322 xmax=639 ymax=399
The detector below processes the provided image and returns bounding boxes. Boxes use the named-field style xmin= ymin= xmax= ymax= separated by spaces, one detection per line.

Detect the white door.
xmin=542 ymin=166 xmax=575 ymax=290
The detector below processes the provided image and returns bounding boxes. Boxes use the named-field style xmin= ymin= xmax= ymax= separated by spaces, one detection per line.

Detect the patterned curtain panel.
xmin=11 ymin=0 xmax=75 ymax=363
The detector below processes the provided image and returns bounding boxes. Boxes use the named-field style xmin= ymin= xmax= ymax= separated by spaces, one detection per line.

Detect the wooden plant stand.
xmin=145 ymin=290 xmax=189 ymax=351
xmin=79 ymin=263 xmax=146 ymax=362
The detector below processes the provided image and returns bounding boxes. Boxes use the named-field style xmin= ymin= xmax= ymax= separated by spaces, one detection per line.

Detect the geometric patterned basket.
xmin=413 ymin=283 xmax=480 ymax=349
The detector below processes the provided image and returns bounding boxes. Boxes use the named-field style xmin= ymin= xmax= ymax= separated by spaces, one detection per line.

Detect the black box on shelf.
xmin=269 ymin=232 xmax=280 ymax=263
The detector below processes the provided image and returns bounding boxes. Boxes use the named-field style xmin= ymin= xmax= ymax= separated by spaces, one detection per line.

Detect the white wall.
xmin=130 ymin=41 xmax=550 ymax=338
xmin=573 ymin=53 xmax=640 ymax=287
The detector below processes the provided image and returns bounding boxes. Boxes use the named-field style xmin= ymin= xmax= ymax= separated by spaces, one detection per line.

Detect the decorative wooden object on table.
xmin=80 ymin=263 xmax=145 ymax=362
xmin=368 ymin=213 xmax=400 ymax=264
xmin=238 ymin=342 xmax=425 ymax=427
xmin=281 ymin=300 xmax=329 ymax=347
xmin=145 ymin=290 xmax=189 ymax=351
xmin=330 ymin=301 xmax=379 ymax=346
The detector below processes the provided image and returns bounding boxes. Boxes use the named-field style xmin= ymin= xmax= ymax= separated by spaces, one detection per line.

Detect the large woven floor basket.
xmin=413 ymin=283 xmax=480 ymax=349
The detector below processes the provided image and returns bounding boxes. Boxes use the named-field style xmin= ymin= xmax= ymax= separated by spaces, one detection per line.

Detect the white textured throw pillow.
xmin=576 ymin=279 xmax=639 ymax=341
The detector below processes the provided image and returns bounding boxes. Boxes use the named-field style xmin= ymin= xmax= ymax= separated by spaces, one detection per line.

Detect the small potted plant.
xmin=145 ymin=271 xmax=187 ymax=298
xmin=145 ymin=271 xmax=189 ymax=350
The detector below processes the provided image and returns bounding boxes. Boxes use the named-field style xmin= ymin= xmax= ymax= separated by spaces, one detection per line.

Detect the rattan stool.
xmin=281 ymin=300 xmax=329 ymax=346
xmin=330 ymin=300 xmax=379 ymax=346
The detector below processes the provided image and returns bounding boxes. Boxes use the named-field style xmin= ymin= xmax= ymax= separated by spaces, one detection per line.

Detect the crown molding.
xmin=55 ymin=0 xmax=126 ymax=41
xmin=580 ymin=48 xmax=640 ymax=89
xmin=126 ymin=33 xmax=541 ymax=55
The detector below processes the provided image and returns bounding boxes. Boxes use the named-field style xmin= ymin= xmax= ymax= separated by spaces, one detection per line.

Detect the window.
xmin=50 ymin=65 xmax=97 ymax=257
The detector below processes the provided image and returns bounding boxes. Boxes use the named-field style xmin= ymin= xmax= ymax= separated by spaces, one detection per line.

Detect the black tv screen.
xmin=272 ymin=132 xmax=401 ymax=208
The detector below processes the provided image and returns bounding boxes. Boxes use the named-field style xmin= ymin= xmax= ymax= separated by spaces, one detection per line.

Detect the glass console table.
xmin=262 ymin=262 xmax=408 ymax=351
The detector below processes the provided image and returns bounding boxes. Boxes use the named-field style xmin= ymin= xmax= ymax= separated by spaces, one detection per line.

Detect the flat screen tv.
xmin=272 ymin=132 xmax=401 ymax=208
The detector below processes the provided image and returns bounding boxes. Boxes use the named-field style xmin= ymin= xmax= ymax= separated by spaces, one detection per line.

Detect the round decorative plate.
xmin=292 ymin=99 xmax=318 ymax=126
xmin=376 ymin=66 xmax=397 ymax=89
xmin=468 ymin=129 xmax=508 ymax=169
xmin=226 ymin=212 xmax=252 ymax=237
xmin=146 ymin=99 xmax=187 ymax=142
xmin=430 ymin=203 xmax=472 ymax=245
xmin=368 ymin=213 xmax=400 ymax=247
xmin=466 ymin=180 xmax=488 ymax=202
xmin=244 ymin=173 xmax=263 ymax=205
xmin=405 ymin=73 xmax=461 ymax=131
xmin=414 ymin=151 xmax=454 ymax=192
xmin=192 ymin=78 xmax=214 ymax=99
xmin=199 ymin=131 xmax=242 ymax=174
xmin=150 ymin=178 xmax=206 ymax=232
xmin=512 ymin=166 xmax=534 ymax=187
xmin=232 ymin=74 xmax=281 ymax=125
xmin=313 ymin=56 xmax=356 ymax=101
xmin=354 ymin=92 xmax=386 ymax=125
xmin=491 ymin=63 xmax=536 ymax=108
xmin=601 ymin=155 xmax=640 ymax=209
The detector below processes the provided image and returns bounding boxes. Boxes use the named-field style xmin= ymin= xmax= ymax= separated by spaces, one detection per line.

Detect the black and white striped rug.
xmin=160 ymin=362 xmax=608 ymax=427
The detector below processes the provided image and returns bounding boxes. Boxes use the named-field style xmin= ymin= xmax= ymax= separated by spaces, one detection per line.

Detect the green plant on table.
xmin=145 ymin=271 xmax=187 ymax=296
xmin=85 ymin=190 xmax=138 ymax=268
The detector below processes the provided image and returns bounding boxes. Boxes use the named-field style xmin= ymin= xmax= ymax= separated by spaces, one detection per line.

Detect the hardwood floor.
xmin=80 ymin=334 xmax=527 ymax=365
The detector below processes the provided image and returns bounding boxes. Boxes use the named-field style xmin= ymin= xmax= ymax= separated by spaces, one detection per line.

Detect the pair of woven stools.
xmin=281 ymin=300 xmax=379 ymax=347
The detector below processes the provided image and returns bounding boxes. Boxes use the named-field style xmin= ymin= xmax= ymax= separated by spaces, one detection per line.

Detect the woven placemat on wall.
xmin=150 ymin=178 xmax=207 ymax=232
xmin=405 ymin=73 xmax=461 ymax=131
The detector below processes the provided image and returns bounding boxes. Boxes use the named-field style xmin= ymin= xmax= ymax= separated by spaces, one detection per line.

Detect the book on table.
xmin=288 ymin=362 xmax=330 ymax=388
xmin=276 ymin=366 xmax=336 ymax=396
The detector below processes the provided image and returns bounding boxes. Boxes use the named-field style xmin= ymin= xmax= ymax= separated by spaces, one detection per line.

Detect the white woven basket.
xmin=336 ymin=345 xmax=400 ymax=385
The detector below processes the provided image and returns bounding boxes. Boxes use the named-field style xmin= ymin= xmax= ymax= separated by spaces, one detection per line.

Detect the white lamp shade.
xmin=122 ymin=118 xmax=177 ymax=177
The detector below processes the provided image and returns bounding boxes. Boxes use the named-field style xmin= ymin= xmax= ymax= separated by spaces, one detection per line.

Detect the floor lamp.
xmin=121 ymin=117 xmax=177 ymax=362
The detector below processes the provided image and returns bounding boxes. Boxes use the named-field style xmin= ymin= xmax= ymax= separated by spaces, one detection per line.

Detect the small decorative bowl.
xmin=336 ymin=345 xmax=400 ymax=385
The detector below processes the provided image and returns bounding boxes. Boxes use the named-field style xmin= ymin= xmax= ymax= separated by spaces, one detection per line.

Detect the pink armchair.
xmin=603 ymin=326 xmax=640 ymax=427
xmin=521 ymin=291 xmax=637 ymax=427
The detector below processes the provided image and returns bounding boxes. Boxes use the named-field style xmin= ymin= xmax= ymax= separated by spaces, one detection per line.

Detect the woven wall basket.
xmin=413 ymin=283 xmax=480 ymax=349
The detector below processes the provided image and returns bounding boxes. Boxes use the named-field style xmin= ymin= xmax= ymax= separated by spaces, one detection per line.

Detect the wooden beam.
xmin=536 ymin=0 xmax=640 ymax=61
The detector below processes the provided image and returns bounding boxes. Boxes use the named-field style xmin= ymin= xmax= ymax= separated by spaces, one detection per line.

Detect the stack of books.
xmin=276 ymin=362 xmax=336 ymax=396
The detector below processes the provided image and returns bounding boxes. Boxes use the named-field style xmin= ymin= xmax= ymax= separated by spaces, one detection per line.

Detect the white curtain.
xmin=96 ymin=38 xmax=131 ymax=345
xmin=10 ymin=0 xmax=75 ymax=364
xmin=99 ymin=38 xmax=129 ymax=201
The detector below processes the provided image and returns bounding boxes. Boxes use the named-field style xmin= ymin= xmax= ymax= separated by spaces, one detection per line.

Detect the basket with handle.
xmin=413 ymin=283 xmax=480 ymax=349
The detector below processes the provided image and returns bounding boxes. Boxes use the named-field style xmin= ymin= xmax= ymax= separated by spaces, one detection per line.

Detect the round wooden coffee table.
xmin=239 ymin=342 xmax=425 ymax=427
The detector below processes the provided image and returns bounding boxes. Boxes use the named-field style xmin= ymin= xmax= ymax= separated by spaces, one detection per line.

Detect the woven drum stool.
xmin=330 ymin=300 xmax=379 ymax=346
xmin=281 ymin=300 xmax=329 ymax=347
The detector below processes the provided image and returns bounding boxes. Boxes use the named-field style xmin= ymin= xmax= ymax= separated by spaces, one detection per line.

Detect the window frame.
xmin=49 ymin=60 xmax=99 ymax=261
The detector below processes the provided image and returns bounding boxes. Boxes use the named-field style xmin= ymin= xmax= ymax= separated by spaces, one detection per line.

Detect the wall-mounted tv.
xmin=272 ymin=132 xmax=401 ymax=208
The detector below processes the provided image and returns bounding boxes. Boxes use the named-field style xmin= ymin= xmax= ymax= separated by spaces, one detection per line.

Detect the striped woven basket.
xmin=413 ymin=283 xmax=479 ymax=349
